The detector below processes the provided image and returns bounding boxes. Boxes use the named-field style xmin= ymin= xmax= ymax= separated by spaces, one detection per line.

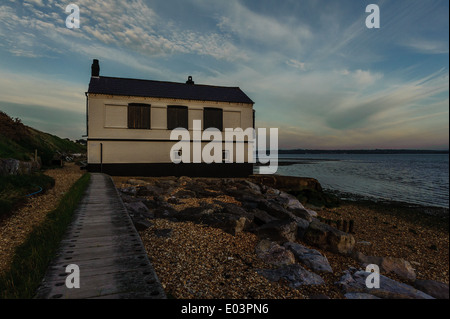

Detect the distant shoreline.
xmin=278 ymin=149 xmax=449 ymax=155
xmin=324 ymin=188 xmax=450 ymax=216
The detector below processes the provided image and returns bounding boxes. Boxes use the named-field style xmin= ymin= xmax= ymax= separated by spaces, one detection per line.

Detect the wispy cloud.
xmin=0 ymin=0 xmax=447 ymax=148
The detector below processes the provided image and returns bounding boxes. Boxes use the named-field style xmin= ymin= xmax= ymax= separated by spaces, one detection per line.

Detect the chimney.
xmin=186 ymin=76 xmax=194 ymax=85
xmin=91 ymin=59 xmax=100 ymax=77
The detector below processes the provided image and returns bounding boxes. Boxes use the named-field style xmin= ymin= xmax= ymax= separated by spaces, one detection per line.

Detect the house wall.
xmin=87 ymin=94 xmax=254 ymax=176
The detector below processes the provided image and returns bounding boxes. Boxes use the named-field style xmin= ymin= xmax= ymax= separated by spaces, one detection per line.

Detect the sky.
xmin=0 ymin=0 xmax=448 ymax=150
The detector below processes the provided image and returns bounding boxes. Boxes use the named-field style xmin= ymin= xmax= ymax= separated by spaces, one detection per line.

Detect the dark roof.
xmin=88 ymin=76 xmax=254 ymax=104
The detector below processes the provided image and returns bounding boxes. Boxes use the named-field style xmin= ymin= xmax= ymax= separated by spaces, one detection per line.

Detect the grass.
xmin=0 ymin=173 xmax=55 ymax=220
xmin=0 ymin=172 xmax=90 ymax=299
xmin=0 ymin=111 xmax=86 ymax=165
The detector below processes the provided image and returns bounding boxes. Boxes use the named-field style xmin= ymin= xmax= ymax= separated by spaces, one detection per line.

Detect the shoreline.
xmin=112 ymin=174 xmax=449 ymax=299
xmin=323 ymin=188 xmax=449 ymax=219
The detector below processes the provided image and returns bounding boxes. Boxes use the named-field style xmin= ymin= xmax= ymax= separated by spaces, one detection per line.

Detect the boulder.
xmin=127 ymin=179 xmax=147 ymax=186
xmin=119 ymin=186 xmax=137 ymax=196
xmin=258 ymin=200 xmax=312 ymax=236
xmin=284 ymin=242 xmax=333 ymax=273
xmin=354 ymin=253 xmax=416 ymax=282
xmin=178 ymin=205 xmax=248 ymax=236
xmin=336 ymin=268 xmax=434 ymax=299
xmin=255 ymin=240 xmax=296 ymax=267
xmin=243 ymin=180 xmax=262 ymax=194
xmin=131 ymin=216 xmax=152 ymax=231
xmin=257 ymin=264 xmax=325 ymax=288
xmin=278 ymin=191 xmax=305 ymax=211
xmin=124 ymin=201 xmax=154 ymax=219
xmin=173 ymin=189 xmax=196 ymax=199
xmin=256 ymin=220 xmax=298 ymax=243
xmin=303 ymin=220 xmax=355 ymax=255
xmin=200 ymin=213 xmax=248 ymax=236
xmin=153 ymin=204 xmax=179 ymax=219
xmin=262 ymin=186 xmax=281 ymax=197
xmin=141 ymin=184 xmax=164 ymax=196
xmin=345 ymin=292 xmax=381 ymax=299
xmin=290 ymin=208 xmax=314 ymax=222
xmin=250 ymin=209 xmax=277 ymax=226
xmin=154 ymin=228 xmax=173 ymax=238
xmin=221 ymin=203 xmax=254 ymax=230
xmin=296 ymin=218 xmax=310 ymax=239
xmin=414 ymin=280 xmax=449 ymax=299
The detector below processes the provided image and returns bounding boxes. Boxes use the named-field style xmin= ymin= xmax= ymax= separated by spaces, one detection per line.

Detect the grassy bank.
xmin=0 ymin=111 xmax=86 ymax=165
xmin=0 ymin=173 xmax=55 ymax=220
xmin=0 ymin=173 xmax=90 ymax=299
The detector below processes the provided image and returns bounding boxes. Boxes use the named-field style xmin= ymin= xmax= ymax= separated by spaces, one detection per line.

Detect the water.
xmin=256 ymin=153 xmax=449 ymax=208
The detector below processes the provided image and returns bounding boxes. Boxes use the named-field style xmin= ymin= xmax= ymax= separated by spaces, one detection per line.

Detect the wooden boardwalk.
xmin=35 ymin=173 xmax=166 ymax=299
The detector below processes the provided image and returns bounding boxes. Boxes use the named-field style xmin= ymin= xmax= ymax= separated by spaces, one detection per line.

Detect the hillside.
xmin=0 ymin=111 xmax=86 ymax=165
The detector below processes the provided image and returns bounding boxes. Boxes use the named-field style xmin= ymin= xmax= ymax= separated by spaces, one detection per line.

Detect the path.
xmin=34 ymin=173 xmax=166 ymax=299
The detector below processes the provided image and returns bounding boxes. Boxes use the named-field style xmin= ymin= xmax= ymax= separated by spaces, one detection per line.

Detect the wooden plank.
xmin=34 ymin=173 xmax=166 ymax=299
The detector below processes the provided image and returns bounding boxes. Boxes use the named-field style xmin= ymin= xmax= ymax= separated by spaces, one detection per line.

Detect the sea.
xmin=255 ymin=153 xmax=449 ymax=209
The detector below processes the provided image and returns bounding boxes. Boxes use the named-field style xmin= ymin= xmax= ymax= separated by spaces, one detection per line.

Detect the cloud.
xmin=0 ymin=68 xmax=85 ymax=113
xmin=286 ymin=59 xmax=306 ymax=71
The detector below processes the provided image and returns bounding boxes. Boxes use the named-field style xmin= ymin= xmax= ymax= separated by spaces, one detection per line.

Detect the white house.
xmin=85 ymin=59 xmax=255 ymax=177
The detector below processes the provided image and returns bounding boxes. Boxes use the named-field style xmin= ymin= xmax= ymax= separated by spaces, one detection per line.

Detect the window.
xmin=128 ymin=103 xmax=151 ymax=129
xmin=253 ymin=109 xmax=256 ymax=129
xmin=203 ymin=107 xmax=223 ymax=131
xmin=167 ymin=105 xmax=188 ymax=130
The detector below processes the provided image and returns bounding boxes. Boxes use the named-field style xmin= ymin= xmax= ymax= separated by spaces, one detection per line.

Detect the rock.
xmin=131 ymin=216 xmax=152 ymax=231
xmin=240 ymin=193 xmax=266 ymax=210
xmin=290 ymin=208 xmax=313 ymax=222
xmin=336 ymin=268 xmax=434 ymax=299
xmin=257 ymin=264 xmax=325 ymax=288
xmin=250 ymin=175 xmax=323 ymax=192
xmin=305 ymin=209 xmax=318 ymax=217
xmin=142 ymin=184 xmax=164 ymax=196
xmin=256 ymin=220 xmax=298 ymax=243
xmin=284 ymin=242 xmax=333 ymax=273
xmin=345 ymin=292 xmax=381 ymax=299
xmin=258 ymin=200 xmax=310 ymax=229
xmin=221 ymin=203 xmax=254 ymax=230
xmin=120 ymin=193 xmax=141 ymax=203
xmin=262 ymin=186 xmax=281 ymax=197
xmin=155 ymin=179 xmax=177 ymax=189
xmin=250 ymin=209 xmax=277 ymax=226
xmin=296 ymin=218 xmax=310 ymax=239
xmin=167 ymin=197 xmax=179 ymax=204
xmin=127 ymin=178 xmax=147 ymax=185
xmin=192 ymin=187 xmax=220 ymax=198
xmin=255 ymin=240 xmax=296 ymax=267
xmin=303 ymin=220 xmax=355 ymax=255
xmin=124 ymin=201 xmax=153 ymax=219
xmin=142 ymin=199 xmax=158 ymax=210
xmin=278 ymin=191 xmax=305 ymax=211
xmin=178 ymin=205 xmax=248 ymax=236
xmin=154 ymin=229 xmax=173 ymax=238
xmin=153 ymin=205 xmax=178 ymax=219
xmin=200 ymin=213 xmax=248 ymax=236
xmin=309 ymin=294 xmax=331 ymax=299
xmin=243 ymin=180 xmax=262 ymax=194
xmin=119 ymin=186 xmax=137 ymax=196
xmin=414 ymin=280 xmax=449 ymax=299
xmin=173 ymin=189 xmax=196 ymax=199
xmin=0 ymin=158 xmax=41 ymax=175
xmin=354 ymin=252 xmax=416 ymax=282
xmin=178 ymin=176 xmax=192 ymax=184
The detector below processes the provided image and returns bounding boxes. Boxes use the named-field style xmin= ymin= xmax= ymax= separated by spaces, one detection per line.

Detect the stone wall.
xmin=0 ymin=158 xmax=41 ymax=176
